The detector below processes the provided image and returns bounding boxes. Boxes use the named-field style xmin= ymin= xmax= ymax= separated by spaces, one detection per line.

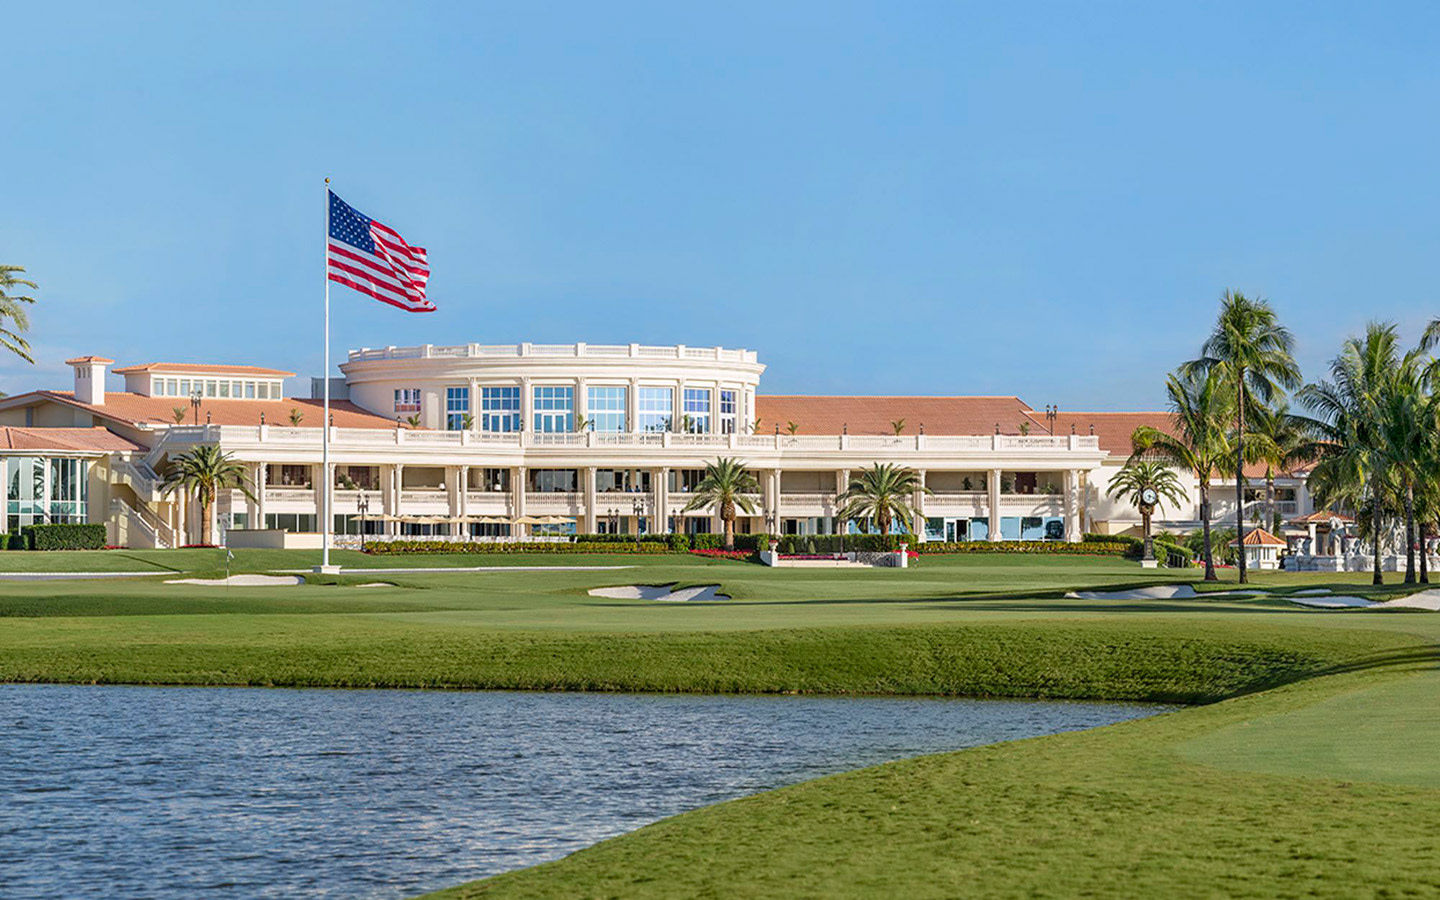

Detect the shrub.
xmin=366 ymin=540 xmax=679 ymax=555
xmin=774 ymin=534 xmax=905 ymax=554
xmin=689 ymin=548 xmax=754 ymax=561
xmin=913 ymin=540 xmax=1128 ymax=556
xmin=23 ymin=523 xmax=108 ymax=551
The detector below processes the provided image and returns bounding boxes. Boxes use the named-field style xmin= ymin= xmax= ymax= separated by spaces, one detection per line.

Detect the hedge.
xmin=771 ymin=534 xmax=907 ymax=554
xmin=1081 ymin=532 xmax=1192 ymax=568
xmin=21 ymin=523 xmax=108 ymax=551
xmin=366 ymin=540 xmax=681 ymax=555
xmin=914 ymin=540 xmax=1128 ymax=556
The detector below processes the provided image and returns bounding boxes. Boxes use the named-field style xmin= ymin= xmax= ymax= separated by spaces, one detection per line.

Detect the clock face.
xmin=1141 ymin=488 xmax=1158 ymax=505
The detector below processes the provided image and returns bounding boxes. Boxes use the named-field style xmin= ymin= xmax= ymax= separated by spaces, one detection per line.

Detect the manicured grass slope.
xmin=0 ymin=554 xmax=1419 ymax=703
xmin=433 ymin=666 xmax=1440 ymax=899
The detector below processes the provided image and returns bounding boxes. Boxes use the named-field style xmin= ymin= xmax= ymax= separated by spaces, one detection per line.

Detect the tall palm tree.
xmin=1130 ymin=369 xmax=1232 ymax=580
xmin=1183 ymin=291 xmax=1300 ymax=583
xmin=160 ymin=445 xmax=254 ymax=546
xmin=0 ymin=265 xmax=38 ymax=363
xmin=1249 ymin=402 xmax=1317 ymax=534
xmin=1298 ymin=323 xmax=1403 ymax=585
xmin=837 ymin=463 xmax=929 ymax=537
xmin=1106 ymin=460 xmax=1188 ymax=563
xmin=1377 ymin=353 xmax=1430 ymax=583
xmin=681 ymin=458 xmax=759 ymax=551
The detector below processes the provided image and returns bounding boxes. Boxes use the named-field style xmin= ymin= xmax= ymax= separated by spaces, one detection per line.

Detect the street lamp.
xmin=632 ymin=498 xmax=644 ymax=546
xmin=190 ymin=389 xmax=202 ymax=425
xmin=356 ymin=492 xmax=370 ymax=553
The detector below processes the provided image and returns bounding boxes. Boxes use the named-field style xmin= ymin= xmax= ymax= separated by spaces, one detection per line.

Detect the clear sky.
xmin=2 ymin=2 xmax=1436 ymax=408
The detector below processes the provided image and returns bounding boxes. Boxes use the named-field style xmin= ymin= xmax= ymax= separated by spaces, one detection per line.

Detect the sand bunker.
xmin=1286 ymin=595 xmax=1373 ymax=608
xmin=588 ymin=584 xmax=730 ymax=602
xmin=1065 ymin=585 xmax=1198 ymax=601
xmin=166 ymin=574 xmax=305 ymax=587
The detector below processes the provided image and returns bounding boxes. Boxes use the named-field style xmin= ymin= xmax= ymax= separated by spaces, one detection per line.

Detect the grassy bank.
xmin=0 ymin=553 xmax=1421 ymax=703
xmin=433 ymin=662 xmax=1440 ymax=898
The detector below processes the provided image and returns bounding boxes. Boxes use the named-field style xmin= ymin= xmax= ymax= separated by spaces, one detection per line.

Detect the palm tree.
xmin=160 ymin=445 xmax=255 ymax=546
xmin=837 ymin=463 xmax=929 ymax=537
xmin=681 ymin=458 xmax=759 ymax=551
xmin=1298 ymin=323 xmax=1404 ymax=585
xmin=890 ymin=418 xmax=906 ymax=435
xmin=1249 ymin=402 xmax=1317 ymax=534
xmin=1183 ymin=291 xmax=1300 ymax=583
xmin=0 ymin=265 xmax=38 ymax=363
xmin=1130 ymin=369 xmax=1232 ymax=580
xmin=1376 ymin=354 xmax=1430 ymax=583
xmin=1106 ymin=460 xmax=1187 ymax=563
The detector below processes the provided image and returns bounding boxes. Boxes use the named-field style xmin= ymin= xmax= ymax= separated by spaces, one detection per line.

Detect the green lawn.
xmin=2 ymin=549 xmax=1438 ymax=896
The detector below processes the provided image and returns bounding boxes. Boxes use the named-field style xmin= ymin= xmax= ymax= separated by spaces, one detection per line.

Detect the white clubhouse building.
xmin=0 ymin=342 xmax=1314 ymax=548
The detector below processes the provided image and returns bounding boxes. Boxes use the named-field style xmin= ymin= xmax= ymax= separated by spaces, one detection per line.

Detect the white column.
xmin=913 ymin=469 xmax=927 ymax=538
xmin=251 ymin=462 xmax=266 ymax=529
xmin=988 ymin=468 xmax=1002 ymax=541
xmin=673 ymin=383 xmax=684 ymax=432
xmin=1064 ymin=469 xmax=1080 ymax=542
xmin=628 ymin=378 xmax=640 ymax=433
xmin=520 ymin=378 xmax=533 ymax=433
xmin=583 ymin=466 xmax=597 ymax=533
xmin=514 ymin=466 xmax=527 ymax=538
xmin=655 ymin=467 xmax=668 ymax=534
xmin=468 ymin=379 xmax=479 ymax=430
xmin=575 ymin=378 xmax=588 ymax=431
xmin=709 ymin=384 xmax=720 ymax=435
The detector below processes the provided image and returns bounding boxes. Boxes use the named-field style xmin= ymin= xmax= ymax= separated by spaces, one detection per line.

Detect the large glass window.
xmin=5 ymin=457 xmax=88 ymax=529
xmin=638 ymin=387 xmax=673 ymax=432
xmin=682 ymin=388 xmax=710 ymax=433
xmin=528 ymin=469 xmax=578 ymax=492
xmin=532 ymin=386 xmax=574 ymax=433
xmin=480 ymin=387 xmax=521 ymax=432
xmin=719 ymin=389 xmax=737 ymax=434
xmin=596 ymin=469 xmax=650 ymax=493
xmin=445 ymin=387 xmax=470 ymax=431
xmin=586 ymin=386 xmax=627 ymax=432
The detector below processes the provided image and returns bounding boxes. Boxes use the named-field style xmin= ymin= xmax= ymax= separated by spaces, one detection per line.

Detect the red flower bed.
xmin=689 ymin=548 xmax=753 ymax=561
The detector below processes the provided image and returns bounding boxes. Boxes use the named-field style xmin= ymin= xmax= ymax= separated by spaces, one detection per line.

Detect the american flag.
xmin=327 ymin=191 xmax=434 ymax=312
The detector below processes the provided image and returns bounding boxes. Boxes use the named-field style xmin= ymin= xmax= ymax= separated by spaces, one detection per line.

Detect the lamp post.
xmin=356 ymin=492 xmax=370 ymax=553
xmin=632 ymin=498 xmax=644 ymax=547
xmin=190 ymin=389 xmax=202 ymax=426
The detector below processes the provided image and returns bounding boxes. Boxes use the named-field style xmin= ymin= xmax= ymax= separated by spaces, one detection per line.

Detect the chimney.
xmin=65 ymin=356 xmax=114 ymax=406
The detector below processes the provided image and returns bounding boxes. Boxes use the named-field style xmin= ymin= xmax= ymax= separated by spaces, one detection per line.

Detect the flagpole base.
xmin=313 ymin=565 xmax=342 ymax=575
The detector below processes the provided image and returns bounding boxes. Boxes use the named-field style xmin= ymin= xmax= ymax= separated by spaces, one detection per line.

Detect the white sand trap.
xmin=588 ymin=584 xmax=731 ymax=602
xmin=165 ymin=574 xmax=305 ymax=587
xmin=1381 ymin=590 xmax=1440 ymax=611
xmin=1066 ymin=585 xmax=1198 ymax=601
xmin=1287 ymin=595 xmax=1374 ymax=608
xmin=1295 ymin=588 xmax=1334 ymax=596
xmin=353 ymin=582 xmax=393 ymax=588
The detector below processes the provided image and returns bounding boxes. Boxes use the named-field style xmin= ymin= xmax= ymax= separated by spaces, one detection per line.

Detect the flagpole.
xmin=320 ymin=176 xmax=333 ymax=572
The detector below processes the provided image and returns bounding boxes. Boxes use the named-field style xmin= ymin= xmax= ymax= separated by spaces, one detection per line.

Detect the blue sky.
xmin=2 ymin=2 xmax=1436 ymax=408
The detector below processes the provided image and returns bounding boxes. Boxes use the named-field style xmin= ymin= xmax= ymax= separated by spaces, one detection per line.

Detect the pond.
xmin=0 ymin=685 xmax=1166 ymax=899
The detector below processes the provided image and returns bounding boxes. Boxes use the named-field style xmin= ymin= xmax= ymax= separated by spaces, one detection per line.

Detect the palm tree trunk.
xmin=1421 ymin=519 xmax=1431 ymax=585
xmin=1200 ymin=480 xmax=1216 ymax=581
xmin=1235 ymin=376 xmax=1248 ymax=584
xmin=1404 ymin=482 xmax=1416 ymax=584
xmin=723 ymin=513 xmax=735 ymax=552
xmin=1265 ymin=471 xmax=1276 ymax=534
xmin=1371 ymin=477 xmax=1383 ymax=586
xmin=199 ymin=498 xmax=211 ymax=547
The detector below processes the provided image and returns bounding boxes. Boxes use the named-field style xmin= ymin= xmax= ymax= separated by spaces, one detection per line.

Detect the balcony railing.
xmin=346 ymin=342 xmax=760 ymax=365
xmin=155 ymin=425 xmax=1102 ymax=455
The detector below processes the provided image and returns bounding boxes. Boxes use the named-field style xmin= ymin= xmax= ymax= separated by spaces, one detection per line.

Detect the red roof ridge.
xmin=112 ymin=362 xmax=296 ymax=376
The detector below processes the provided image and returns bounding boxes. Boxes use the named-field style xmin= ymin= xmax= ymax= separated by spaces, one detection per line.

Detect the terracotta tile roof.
xmin=64 ymin=355 xmax=116 ymax=365
xmin=754 ymin=396 xmax=1038 ymax=436
xmin=0 ymin=426 xmax=143 ymax=453
xmin=111 ymin=362 xmax=296 ymax=376
xmin=5 ymin=391 xmax=399 ymax=429
xmin=1288 ymin=511 xmax=1354 ymax=526
xmin=1231 ymin=528 xmax=1287 ymax=547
